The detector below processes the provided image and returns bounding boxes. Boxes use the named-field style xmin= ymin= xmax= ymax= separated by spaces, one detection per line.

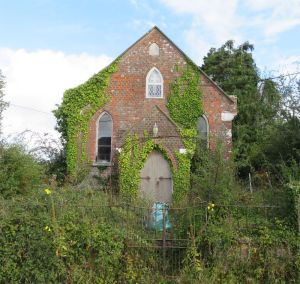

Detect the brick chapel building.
xmin=63 ymin=27 xmax=237 ymax=203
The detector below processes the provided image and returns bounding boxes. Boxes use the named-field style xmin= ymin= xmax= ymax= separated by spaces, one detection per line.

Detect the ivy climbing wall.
xmin=55 ymin=27 xmax=236 ymax=201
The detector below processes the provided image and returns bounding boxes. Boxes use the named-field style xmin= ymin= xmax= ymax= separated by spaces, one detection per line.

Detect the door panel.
xmin=140 ymin=151 xmax=172 ymax=203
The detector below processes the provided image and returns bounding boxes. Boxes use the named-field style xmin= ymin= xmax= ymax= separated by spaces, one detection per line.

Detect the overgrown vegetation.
xmin=119 ymin=134 xmax=191 ymax=202
xmin=167 ymin=62 xmax=203 ymax=128
xmin=1 ymin=40 xmax=300 ymax=283
xmin=0 ymin=189 xmax=126 ymax=283
xmin=202 ymin=41 xmax=282 ymax=179
xmin=0 ymin=69 xmax=9 ymax=135
xmin=1 ymin=146 xmax=299 ymax=283
xmin=0 ymin=140 xmax=45 ymax=198
xmin=119 ymin=63 xmax=202 ymax=200
xmin=53 ymin=59 xmax=120 ymax=178
xmin=188 ymin=140 xmax=300 ymax=283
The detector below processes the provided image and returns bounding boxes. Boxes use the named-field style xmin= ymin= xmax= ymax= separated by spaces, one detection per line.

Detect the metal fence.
xmin=52 ymin=199 xmax=293 ymax=278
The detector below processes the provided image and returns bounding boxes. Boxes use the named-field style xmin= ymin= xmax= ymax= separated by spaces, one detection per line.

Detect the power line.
xmin=259 ymin=71 xmax=300 ymax=82
xmin=200 ymin=71 xmax=300 ymax=87
xmin=6 ymin=70 xmax=300 ymax=115
xmin=9 ymin=103 xmax=53 ymax=115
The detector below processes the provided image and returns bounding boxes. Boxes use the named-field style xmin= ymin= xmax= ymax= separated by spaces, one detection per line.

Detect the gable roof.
xmin=110 ymin=26 xmax=235 ymax=104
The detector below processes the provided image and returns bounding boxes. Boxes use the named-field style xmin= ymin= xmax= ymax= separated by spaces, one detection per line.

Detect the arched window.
xmin=97 ymin=112 xmax=112 ymax=163
xmin=196 ymin=115 xmax=209 ymax=146
xmin=146 ymin=67 xmax=163 ymax=98
xmin=149 ymin=43 xmax=159 ymax=56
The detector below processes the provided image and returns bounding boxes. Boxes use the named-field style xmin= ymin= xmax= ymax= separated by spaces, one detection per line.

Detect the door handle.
xmin=141 ymin=176 xmax=150 ymax=180
xmin=159 ymin=176 xmax=171 ymax=180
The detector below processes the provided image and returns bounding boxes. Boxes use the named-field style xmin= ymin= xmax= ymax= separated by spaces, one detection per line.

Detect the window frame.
xmin=95 ymin=111 xmax=113 ymax=166
xmin=146 ymin=67 xmax=164 ymax=99
xmin=196 ymin=114 xmax=209 ymax=148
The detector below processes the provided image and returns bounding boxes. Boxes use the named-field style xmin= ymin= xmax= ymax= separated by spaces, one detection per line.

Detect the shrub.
xmin=0 ymin=141 xmax=45 ymax=197
xmin=0 ymin=188 xmax=126 ymax=283
xmin=190 ymin=139 xmax=237 ymax=203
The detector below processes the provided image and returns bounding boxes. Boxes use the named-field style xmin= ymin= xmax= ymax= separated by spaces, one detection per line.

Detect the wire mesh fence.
xmin=48 ymin=197 xmax=295 ymax=279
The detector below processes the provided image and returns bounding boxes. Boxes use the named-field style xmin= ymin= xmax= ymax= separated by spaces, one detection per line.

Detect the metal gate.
xmin=117 ymin=202 xmax=206 ymax=279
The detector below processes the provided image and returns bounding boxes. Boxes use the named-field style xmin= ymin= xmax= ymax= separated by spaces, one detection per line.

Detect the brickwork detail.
xmin=87 ymin=27 xmax=237 ymax=165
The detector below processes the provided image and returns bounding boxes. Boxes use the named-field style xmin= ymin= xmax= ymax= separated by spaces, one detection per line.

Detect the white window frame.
xmin=197 ymin=114 xmax=209 ymax=148
xmin=94 ymin=111 xmax=113 ymax=166
xmin=146 ymin=67 xmax=164 ymax=99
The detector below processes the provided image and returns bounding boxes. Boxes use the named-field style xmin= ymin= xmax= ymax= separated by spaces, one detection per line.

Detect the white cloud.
xmin=184 ymin=29 xmax=213 ymax=64
xmin=0 ymin=48 xmax=112 ymax=139
xmin=160 ymin=0 xmax=241 ymax=63
xmin=246 ymin=0 xmax=300 ymax=38
xmin=161 ymin=0 xmax=300 ymax=62
xmin=276 ymin=55 xmax=300 ymax=74
xmin=162 ymin=0 xmax=240 ymax=42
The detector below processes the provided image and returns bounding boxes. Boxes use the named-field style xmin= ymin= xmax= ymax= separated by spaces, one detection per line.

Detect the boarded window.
xmin=149 ymin=43 xmax=159 ymax=56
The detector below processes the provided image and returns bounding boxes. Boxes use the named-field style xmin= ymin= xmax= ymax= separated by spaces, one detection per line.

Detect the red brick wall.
xmin=86 ymin=28 xmax=236 ymax=164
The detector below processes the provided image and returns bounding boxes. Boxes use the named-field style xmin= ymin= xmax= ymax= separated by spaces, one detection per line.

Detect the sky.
xmin=1 ymin=0 xmax=300 ymax=141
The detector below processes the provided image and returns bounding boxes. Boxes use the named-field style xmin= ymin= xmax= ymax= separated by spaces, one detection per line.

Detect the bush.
xmin=190 ymin=140 xmax=237 ymax=203
xmin=0 ymin=141 xmax=45 ymax=198
xmin=0 ymin=189 xmax=126 ymax=283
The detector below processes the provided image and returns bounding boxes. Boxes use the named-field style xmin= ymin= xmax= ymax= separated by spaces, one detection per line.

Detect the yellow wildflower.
xmin=44 ymin=188 xmax=52 ymax=195
xmin=208 ymin=202 xmax=216 ymax=211
xmin=44 ymin=225 xmax=51 ymax=232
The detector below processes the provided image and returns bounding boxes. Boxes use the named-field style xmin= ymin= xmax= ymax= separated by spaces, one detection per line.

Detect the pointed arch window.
xmin=146 ymin=67 xmax=163 ymax=98
xmin=97 ymin=112 xmax=112 ymax=163
xmin=196 ymin=115 xmax=209 ymax=147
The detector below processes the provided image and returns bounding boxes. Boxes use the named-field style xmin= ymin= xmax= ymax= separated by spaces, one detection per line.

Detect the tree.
xmin=0 ymin=69 xmax=8 ymax=135
xmin=261 ymin=75 xmax=300 ymax=181
xmin=277 ymin=74 xmax=300 ymax=119
xmin=202 ymin=41 xmax=281 ymax=177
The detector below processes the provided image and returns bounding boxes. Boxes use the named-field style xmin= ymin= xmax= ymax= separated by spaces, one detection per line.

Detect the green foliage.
xmin=119 ymin=63 xmax=202 ymax=202
xmin=263 ymin=117 xmax=300 ymax=178
xmin=54 ymin=60 xmax=120 ymax=177
xmin=0 ymin=185 xmax=299 ymax=283
xmin=167 ymin=63 xmax=203 ymax=128
xmin=0 ymin=69 xmax=9 ymax=134
xmin=191 ymin=139 xmax=237 ymax=203
xmin=181 ymin=232 xmax=204 ymax=283
xmin=187 ymin=138 xmax=300 ymax=283
xmin=119 ymin=135 xmax=190 ymax=202
xmin=195 ymin=219 xmax=299 ymax=283
xmin=286 ymin=180 xmax=300 ymax=230
xmin=202 ymin=41 xmax=258 ymax=95
xmin=0 ymin=142 xmax=45 ymax=198
xmin=0 ymin=194 xmax=65 ymax=283
xmin=0 ymin=189 xmax=126 ymax=283
xmin=202 ymin=41 xmax=281 ymax=178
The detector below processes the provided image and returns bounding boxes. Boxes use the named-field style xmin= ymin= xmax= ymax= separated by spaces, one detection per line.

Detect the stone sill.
xmin=93 ymin=162 xmax=112 ymax=167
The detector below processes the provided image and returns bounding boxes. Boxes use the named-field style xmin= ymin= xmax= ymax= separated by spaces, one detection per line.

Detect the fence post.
xmin=297 ymin=194 xmax=300 ymax=235
xmin=162 ymin=207 xmax=166 ymax=274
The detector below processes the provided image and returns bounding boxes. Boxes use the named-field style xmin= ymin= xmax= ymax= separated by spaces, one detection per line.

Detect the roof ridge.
xmin=73 ymin=26 xmax=235 ymax=104
xmin=124 ymin=26 xmax=235 ymax=103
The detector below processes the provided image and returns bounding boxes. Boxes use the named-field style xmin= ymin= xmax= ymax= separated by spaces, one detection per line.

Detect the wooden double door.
xmin=140 ymin=151 xmax=172 ymax=203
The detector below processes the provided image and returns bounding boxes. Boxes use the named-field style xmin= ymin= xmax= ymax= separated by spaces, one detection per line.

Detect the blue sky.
xmin=1 ymin=0 xmax=300 ymax=140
